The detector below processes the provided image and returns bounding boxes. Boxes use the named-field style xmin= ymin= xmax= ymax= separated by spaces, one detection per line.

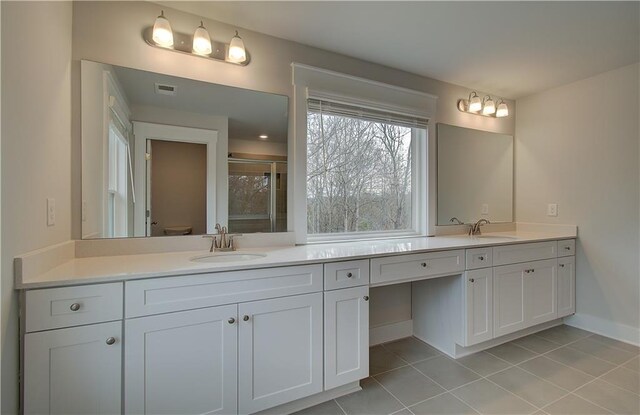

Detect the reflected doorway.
xmin=228 ymin=159 xmax=287 ymax=233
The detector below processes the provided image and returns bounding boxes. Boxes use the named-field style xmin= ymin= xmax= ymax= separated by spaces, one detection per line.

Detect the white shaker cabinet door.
xmin=24 ymin=321 xmax=122 ymax=415
xmin=557 ymin=256 xmax=576 ymax=318
xmin=324 ymin=286 xmax=369 ymax=390
xmin=238 ymin=293 xmax=323 ymax=414
xmin=125 ymin=305 xmax=238 ymax=415
xmin=464 ymin=268 xmax=493 ymax=346
xmin=525 ymin=259 xmax=558 ymax=326
xmin=493 ymin=263 xmax=527 ymax=337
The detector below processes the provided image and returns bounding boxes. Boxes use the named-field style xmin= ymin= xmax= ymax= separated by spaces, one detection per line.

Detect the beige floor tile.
xmin=569 ymin=337 xmax=635 ymax=365
xmin=545 ymin=347 xmax=615 ymax=377
xmin=589 ymin=334 xmax=640 ymax=355
xmin=519 ymin=356 xmax=594 ymax=391
xmin=574 ymin=379 xmax=640 ymax=415
xmin=486 ymin=342 xmax=538 ymax=364
xmin=451 ymin=379 xmax=537 ymax=414
xmin=601 ymin=366 xmax=640 ymax=395
xmin=457 ymin=352 xmax=512 ymax=377
xmin=623 ymin=356 xmax=640 ymax=373
xmin=294 ymin=399 xmax=345 ymax=415
xmin=543 ymin=394 xmax=612 ymax=415
xmin=375 ymin=366 xmax=445 ymax=407
xmin=514 ymin=335 xmax=561 ymax=354
xmin=336 ymin=377 xmax=404 ymax=415
xmin=413 ymin=355 xmax=480 ymax=390
xmin=409 ymin=392 xmax=478 ymax=415
xmin=535 ymin=325 xmax=592 ymax=345
xmin=383 ymin=337 xmax=440 ymax=363
xmin=488 ymin=366 xmax=567 ymax=408
xmin=370 ymin=345 xmax=408 ymax=376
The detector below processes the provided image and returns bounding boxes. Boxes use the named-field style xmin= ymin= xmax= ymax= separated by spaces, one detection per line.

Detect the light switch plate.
xmin=481 ymin=204 xmax=489 ymax=215
xmin=47 ymin=198 xmax=56 ymax=226
xmin=547 ymin=203 xmax=558 ymax=217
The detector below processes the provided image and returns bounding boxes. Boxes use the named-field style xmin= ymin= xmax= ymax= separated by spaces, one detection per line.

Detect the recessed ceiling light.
xmin=259 ymin=134 xmax=268 ymax=139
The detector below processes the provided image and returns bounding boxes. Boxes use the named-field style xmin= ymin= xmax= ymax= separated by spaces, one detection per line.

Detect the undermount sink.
xmin=190 ymin=252 xmax=267 ymax=263
xmin=476 ymin=235 xmax=518 ymax=240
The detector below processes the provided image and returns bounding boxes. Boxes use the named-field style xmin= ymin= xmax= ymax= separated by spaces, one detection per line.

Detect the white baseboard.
xmin=370 ymin=320 xmax=413 ymax=345
xmin=255 ymin=382 xmax=361 ymax=415
xmin=565 ymin=313 xmax=640 ymax=346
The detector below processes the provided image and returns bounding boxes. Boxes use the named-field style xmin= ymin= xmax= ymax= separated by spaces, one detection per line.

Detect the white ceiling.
xmin=113 ymin=66 xmax=289 ymax=142
xmin=161 ymin=1 xmax=639 ymax=99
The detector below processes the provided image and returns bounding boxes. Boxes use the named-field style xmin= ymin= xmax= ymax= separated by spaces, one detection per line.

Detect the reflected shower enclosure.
xmin=228 ymin=159 xmax=287 ymax=233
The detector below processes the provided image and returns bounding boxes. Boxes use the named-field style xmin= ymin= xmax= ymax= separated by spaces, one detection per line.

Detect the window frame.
xmin=291 ymin=64 xmax=437 ymax=244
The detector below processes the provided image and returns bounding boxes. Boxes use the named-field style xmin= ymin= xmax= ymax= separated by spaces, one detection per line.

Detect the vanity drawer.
xmin=466 ymin=248 xmax=493 ymax=270
xmin=557 ymin=239 xmax=576 ymax=257
xmin=324 ymin=260 xmax=370 ymax=290
xmin=493 ymin=241 xmax=557 ymax=266
xmin=25 ymin=283 xmax=123 ymax=332
xmin=370 ymin=250 xmax=464 ymax=285
xmin=125 ymin=264 xmax=323 ymax=317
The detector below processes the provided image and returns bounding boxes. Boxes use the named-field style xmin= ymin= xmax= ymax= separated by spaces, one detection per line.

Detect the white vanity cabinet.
xmin=24 ymin=321 xmax=122 ymax=415
xmin=238 ymin=293 xmax=323 ymax=414
xmin=124 ymin=305 xmax=238 ymax=415
xmin=463 ymin=268 xmax=493 ymax=345
xmin=493 ymin=259 xmax=558 ymax=337
xmin=558 ymin=255 xmax=576 ymax=317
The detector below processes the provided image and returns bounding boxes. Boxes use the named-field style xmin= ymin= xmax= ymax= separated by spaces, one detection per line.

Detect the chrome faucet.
xmin=203 ymin=223 xmax=240 ymax=252
xmin=450 ymin=217 xmax=464 ymax=225
xmin=469 ymin=219 xmax=490 ymax=236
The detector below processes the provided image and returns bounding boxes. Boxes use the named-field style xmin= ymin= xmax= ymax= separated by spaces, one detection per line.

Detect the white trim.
xmin=292 ymin=63 xmax=437 ymax=244
xmin=132 ymin=122 xmax=218 ymax=236
xmin=370 ymin=320 xmax=414 ymax=346
xmin=565 ymin=313 xmax=640 ymax=346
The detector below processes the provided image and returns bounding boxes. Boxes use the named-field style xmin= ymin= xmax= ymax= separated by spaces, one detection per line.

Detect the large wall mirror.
xmin=81 ymin=60 xmax=288 ymax=239
xmin=437 ymin=124 xmax=513 ymax=226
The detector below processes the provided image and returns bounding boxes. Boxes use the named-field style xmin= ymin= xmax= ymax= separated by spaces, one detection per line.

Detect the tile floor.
xmin=295 ymin=325 xmax=640 ymax=415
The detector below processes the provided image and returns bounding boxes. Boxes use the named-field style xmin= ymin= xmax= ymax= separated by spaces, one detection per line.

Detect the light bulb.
xmin=192 ymin=21 xmax=212 ymax=55
xmin=482 ymin=96 xmax=496 ymax=115
xmin=152 ymin=11 xmax=174 ymax=48
xmin=468 ymin=92 xmax=482 ymax=112
xmin=496 ymin=101 xmax=509 ymax=118
xmin=228 ymin=30 xmax=246 ymax=63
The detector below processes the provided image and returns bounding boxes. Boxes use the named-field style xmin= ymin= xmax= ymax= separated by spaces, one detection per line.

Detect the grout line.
xmin=332 ymin=398 xmax=348 ymax=415
xmin=369 ymin=375 xmax=410 ymax=414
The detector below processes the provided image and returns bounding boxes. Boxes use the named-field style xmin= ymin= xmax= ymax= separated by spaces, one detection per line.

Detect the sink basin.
xmin=190 ymin=253 xmax=267 ymax=263
xmin=476 ymin=235 xmax=518 ymax=240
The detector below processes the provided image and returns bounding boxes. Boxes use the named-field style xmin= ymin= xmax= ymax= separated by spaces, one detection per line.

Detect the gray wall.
xmin=1 ymin=2 xmax=73 ymax=413
xmin=515 ymin=63 xmax=640 ymax=343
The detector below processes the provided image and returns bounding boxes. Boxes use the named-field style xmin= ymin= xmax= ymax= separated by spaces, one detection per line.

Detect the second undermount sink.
xmin=190 ymin=252 xmax=267 ymax=263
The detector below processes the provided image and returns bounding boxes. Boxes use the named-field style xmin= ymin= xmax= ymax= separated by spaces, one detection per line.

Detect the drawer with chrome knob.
xmin=324 ymin=259 xmax=369 ymax=290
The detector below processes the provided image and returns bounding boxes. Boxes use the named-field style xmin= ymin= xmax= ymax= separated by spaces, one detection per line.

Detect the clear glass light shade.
xmin=468 ymin=95 xmax=482 ymax=112
xmin=496 ymin=102 xmax=509 ymax=117
xmin=228 ymin=31 xmax=246 ymax=63
xmin=152 ymin=12 xmax=174 ymax=48
xmin=482 ymin=98 xmax=496 ymax=115
xmin=192 ymin=23 xmax=212 ymax=55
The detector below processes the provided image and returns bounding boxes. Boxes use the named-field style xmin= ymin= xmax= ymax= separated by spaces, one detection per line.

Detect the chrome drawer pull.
xmin=559 ymin=264 xmax=565 ymax=268
xmin=564 ymin=246 xmax=571 ymax=250
xmin=469 ymin=278 xmax=475 ymax=283
xmin=69 ymin=303 xmax=81 ymax=312
xmin=347 ymin=272 xmax=353 ymax=278
xmin=420 ymin=262 xmax=427 ymax=268
xmin=363 ymin=296 xmax=369 ymax=301
xmin=243 ymin=315 xmax=250 ymax=322
xmin=105 ymin=337 xmax=116 ymax=345
xmin=228 ymin=317 xmax=236 ymax=324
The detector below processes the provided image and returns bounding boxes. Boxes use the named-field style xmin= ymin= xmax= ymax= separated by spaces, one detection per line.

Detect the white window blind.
xmin=307 ymin=98 xmax=429 ymax=130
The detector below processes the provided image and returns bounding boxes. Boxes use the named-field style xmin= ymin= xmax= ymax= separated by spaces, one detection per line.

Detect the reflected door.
xmin=228 ymin=160 xmax=287 ymax=233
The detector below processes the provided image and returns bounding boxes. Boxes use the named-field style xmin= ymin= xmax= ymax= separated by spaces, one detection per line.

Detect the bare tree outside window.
xmin=307 ymin=111 xmax=417 ymax=235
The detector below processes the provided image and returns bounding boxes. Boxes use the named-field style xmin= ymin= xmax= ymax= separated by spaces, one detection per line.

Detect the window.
xmin=306 ymin=99 xmax=427 ymax=240
xmin=107 ymin=122 xmax=129 ymax=238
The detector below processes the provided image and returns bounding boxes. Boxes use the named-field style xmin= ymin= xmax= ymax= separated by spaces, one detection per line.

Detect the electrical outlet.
xmin=481 ymin=204 xmax=489 ymax=215
xmin=547 ymin=203 xmax=558 ymax=217
xmin=47 ymin=198 xmax=56 ymax=226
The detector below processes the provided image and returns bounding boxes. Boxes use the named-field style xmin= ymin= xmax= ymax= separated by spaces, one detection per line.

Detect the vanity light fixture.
xmin=259 ymin=134 xmax=269 ymax=140
xmin=152 ymin=10 xmax=174 ymax=48
xmin=481 ymin=95 xmax=496 ymax=115
xmin=192 ymin=21 xmax=212 ymax=55
xmin=144 ymin=11 xmax=250 ymax=66
xmin=457 ymin=91 xmax=509 ymax=118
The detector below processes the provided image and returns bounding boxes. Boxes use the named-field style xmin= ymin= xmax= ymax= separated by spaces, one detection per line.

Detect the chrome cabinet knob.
xmin=420 ymin=262 xmax=427 ymax=268
xmin=347 ymin=272 xmax=353 ymax=278
xmin=363 ymin=296 xmax=369 ymax=301
xmin=105 ymin=337 xmax=116 ymax=345
xmin=469 ymin=278 xmax=475 ymax=283
xmin=70 ymin=303 xmax=81 ymax=312
xmin=478 ymin=256 xmax=485 ymax=261
xmin=564 ymin=246 xmax=571 ymax=250
xmin=243 ymin=315 xmax=250 ymax=322
xmin=228 ymin=317 xmax=236 ymax=324
xmin=559 ymin=264 xmax=565 ymax=268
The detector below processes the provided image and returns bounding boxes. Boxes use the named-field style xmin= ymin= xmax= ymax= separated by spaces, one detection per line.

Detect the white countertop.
xmin=15 ymin=229 xmax=577 ymax=289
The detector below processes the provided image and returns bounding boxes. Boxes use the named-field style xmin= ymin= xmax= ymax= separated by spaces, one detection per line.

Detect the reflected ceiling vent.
xmin=154 ymin=83 xmax=177 ymax=96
